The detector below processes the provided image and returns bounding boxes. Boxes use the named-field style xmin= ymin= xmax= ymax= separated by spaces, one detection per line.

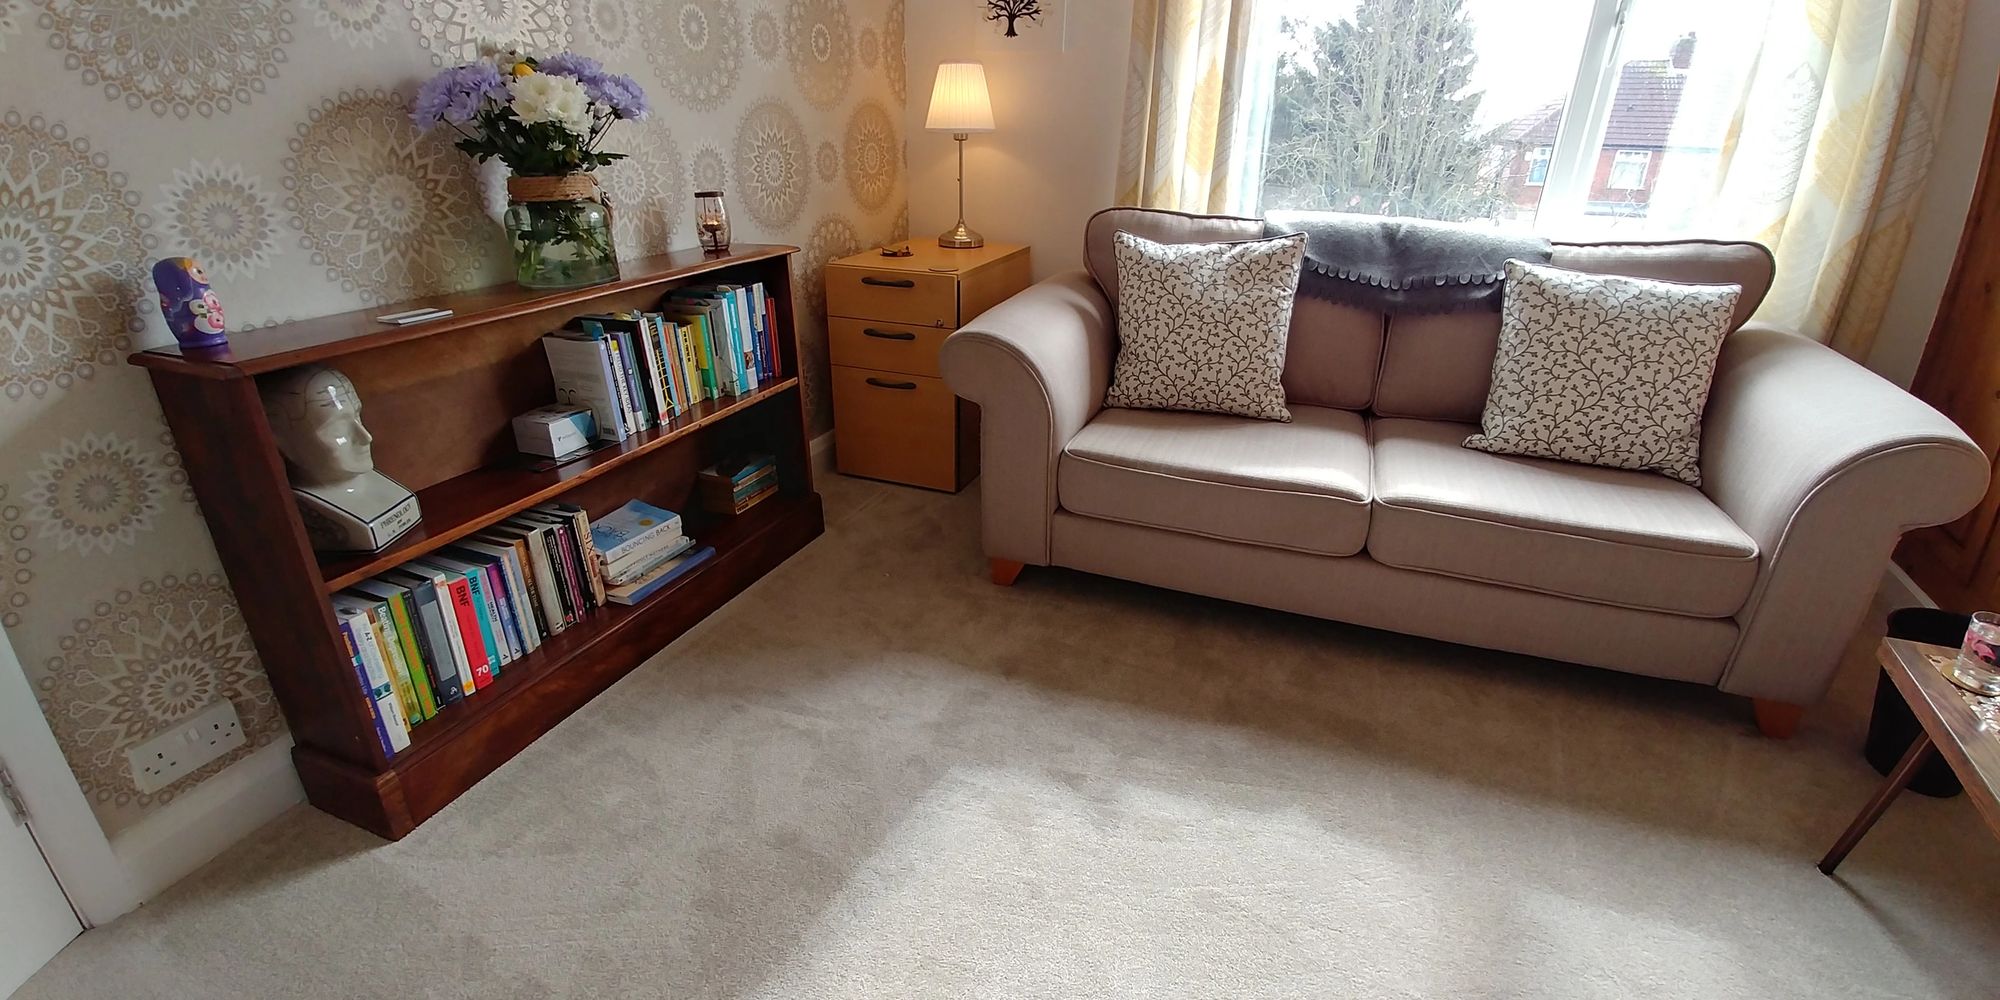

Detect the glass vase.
xmin=695 ymin=190 xmax=731 ymax=253
xmin=503 ymin=174 xmax=620 ymax=290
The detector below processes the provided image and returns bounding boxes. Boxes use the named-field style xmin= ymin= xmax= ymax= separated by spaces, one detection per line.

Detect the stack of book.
xmin=540 ymin=281 xmax=779 ymax=446
xmin=698 ymin=455 xmax=778 ymax=516
xmin=591 ymin=500 xmax=716 ymax=606
xmin=331 ymin=499 xmax=707 ymax=758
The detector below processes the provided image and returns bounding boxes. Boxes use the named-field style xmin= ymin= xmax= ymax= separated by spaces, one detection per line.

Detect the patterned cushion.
xmin=1105 ymin=230 xmax=1307 ymax=422
xmin=1464 ymin=259 xmax=1741 ymax=486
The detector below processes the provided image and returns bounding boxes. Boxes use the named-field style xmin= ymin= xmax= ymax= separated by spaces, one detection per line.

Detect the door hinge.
xmin=0 ymin=763 xmax=28 ymax=826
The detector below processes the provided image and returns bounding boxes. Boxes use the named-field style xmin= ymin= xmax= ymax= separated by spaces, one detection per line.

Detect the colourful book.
xmin=332 ymin=595 xmax=422 ymax=726
xmin=764 ymin=294 xmax=780 ymax=380
xmin=493 ymin=519 xmax=573 ymax=632
xmin=550 ymin=503 xmax=607 ymax=607
xmin=338 ymin=616 xmax=396 ymax=758
xmin=412 ymin=562 xmax=493 ymax=691
xmin=423 ymin=557 xmax=508 ymax=672
xmin=456 ymin=539 xmax=545 ymax=651
xmin=604 ymin=536 xmax=696 ymax=588
xmin=335 ymin=606 xmax=410 ymax=752
xmin=349 ymin=580 xmax=441 ymax=719
xmin=605 ymin=546 xmax=715 ymax=605
xmin=441 ymin=546 xmax=532 ymax=658
xmin=543 ymin=334 xmax=628 ymax=442
xmin=589 ymin=500 xmax=684 ymax=564
xmin=384 ymin=567 xmax=474 ymax=699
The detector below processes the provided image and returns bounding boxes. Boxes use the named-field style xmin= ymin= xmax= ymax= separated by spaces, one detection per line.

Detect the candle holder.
xmin=695 ymin=190 xmax=730 ymax=254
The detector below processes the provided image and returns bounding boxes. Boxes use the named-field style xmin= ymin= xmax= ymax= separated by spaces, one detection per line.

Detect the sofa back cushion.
xmin=1085 ymin=207 xmax=1385 ymax=411
xmin=1083 ymin=210 xmax=1774 ymax=420
xmin=1373 ymin=240 xmax=1774 ymax=422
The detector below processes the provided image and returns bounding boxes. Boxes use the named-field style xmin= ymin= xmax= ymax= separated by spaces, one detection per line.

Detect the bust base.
xmin=293 ymin=472 xmax=422 ymax=553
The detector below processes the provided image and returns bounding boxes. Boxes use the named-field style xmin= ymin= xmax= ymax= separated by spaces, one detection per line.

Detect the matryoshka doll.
xmin=152 ymin=256 xmax=228 ymax=350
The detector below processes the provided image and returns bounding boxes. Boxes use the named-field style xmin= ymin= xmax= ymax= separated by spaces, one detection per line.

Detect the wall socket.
xmin=127 ymin=700 xmax=246 ymax=794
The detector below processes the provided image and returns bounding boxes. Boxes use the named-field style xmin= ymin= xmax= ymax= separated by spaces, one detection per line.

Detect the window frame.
xmin=1525 ymin=146 xmax=1554 ymax=187
xmin=1606 ymin=149 xmax=1652 ymax=191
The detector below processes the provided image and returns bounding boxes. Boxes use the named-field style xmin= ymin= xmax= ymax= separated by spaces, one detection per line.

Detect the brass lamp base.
xmin=938 ymin=221 xmax=985 ymax=249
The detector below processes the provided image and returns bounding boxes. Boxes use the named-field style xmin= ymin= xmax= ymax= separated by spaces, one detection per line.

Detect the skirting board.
xmin=811 ymin=429 xmax=833 ymax=477
xmin=1880 ymin=563 xmax=1938 ymax=611
xmin=110 ymin=739 xmax=305 ymax=906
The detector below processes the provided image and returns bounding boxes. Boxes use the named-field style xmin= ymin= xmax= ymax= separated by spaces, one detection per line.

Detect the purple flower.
xmin=412 ymin=62 xmax=508 ymax=130
xmin=535 ymin=51 xmax=650 ymax=120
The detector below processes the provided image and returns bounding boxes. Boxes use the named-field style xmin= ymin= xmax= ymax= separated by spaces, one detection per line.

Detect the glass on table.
xmin=1952 ymin=611 xmax=2000 ymax=697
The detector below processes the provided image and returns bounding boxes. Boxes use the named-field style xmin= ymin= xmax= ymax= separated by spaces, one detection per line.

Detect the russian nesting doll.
xmin=152 ymin=257 xmax=228 ymax=350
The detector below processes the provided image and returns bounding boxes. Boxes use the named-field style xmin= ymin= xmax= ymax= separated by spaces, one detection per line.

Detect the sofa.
xmin=938 ymin=207 xmax=1990 ymax=734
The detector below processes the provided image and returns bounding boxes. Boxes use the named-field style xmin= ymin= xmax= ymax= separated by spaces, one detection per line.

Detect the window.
xmin=1526 ymin=147 xmax=1553 ymax=187
xmin=1607 ymin=149 xmax=1652 ymax=190
xmin=1244 ymin=0 xmax=1775 ymax=239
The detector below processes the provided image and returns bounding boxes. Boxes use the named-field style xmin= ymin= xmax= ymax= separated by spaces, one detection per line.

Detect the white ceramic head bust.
xmin=261 ymin=365 xmax=376 ymax=486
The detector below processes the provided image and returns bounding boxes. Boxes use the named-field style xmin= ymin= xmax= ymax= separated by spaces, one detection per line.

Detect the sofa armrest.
xmin=1702 ymin=324 xmax=1988 ymax=703
xmin=940 ymin=270 xmax=1117 ymax=565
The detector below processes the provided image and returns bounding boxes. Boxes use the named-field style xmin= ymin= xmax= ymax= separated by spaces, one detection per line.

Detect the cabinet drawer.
xmin=831 ymin=365 xmax=958 ymax=490
xmin=828 ymin=317 xmax=948 ymax=377
xmin=826 ymin=266 xmax=958 ymax=328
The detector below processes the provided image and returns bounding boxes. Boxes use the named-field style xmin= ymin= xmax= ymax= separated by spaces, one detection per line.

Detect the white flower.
xmin=509 ymin=72 xmax=594 ymax=135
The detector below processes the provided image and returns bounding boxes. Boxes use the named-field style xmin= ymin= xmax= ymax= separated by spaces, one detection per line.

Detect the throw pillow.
xmin=1105 ymin=230 xmax=1307 ymax=422
xmin=1464 ymin=258 xmax=1741 ymax=486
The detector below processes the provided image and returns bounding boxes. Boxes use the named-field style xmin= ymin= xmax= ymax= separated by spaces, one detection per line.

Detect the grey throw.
xmin=1264 ymin=211 xmax=1552 ymax=315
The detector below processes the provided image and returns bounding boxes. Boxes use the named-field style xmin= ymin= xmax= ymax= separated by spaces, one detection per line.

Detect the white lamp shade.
xmin=926 ymin=62 xmax=995 ymax=133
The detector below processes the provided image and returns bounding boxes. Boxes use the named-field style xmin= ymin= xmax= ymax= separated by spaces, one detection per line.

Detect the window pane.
xmin=1257 ymin=0 xmax=1596 ymax=228
xmin=1548 ymin=0 xmax=1775 ymax=237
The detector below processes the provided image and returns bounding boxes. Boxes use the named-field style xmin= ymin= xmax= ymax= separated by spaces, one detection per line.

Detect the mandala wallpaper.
xmin=2 ymin=0 xmax=908 ymax=836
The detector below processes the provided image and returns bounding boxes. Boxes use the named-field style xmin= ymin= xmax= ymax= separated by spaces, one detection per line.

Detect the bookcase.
xmin=130 ymin=246 xmax=823 ymax=840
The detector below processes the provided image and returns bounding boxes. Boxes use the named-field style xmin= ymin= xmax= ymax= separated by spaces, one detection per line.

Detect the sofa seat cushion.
xmin=1369 ymin=418 xmax=1758 ymax=617
xmin=1060 ymin=405 xmax=1370 ymax=556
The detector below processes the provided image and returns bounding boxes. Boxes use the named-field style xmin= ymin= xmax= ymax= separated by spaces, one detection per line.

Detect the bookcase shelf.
xmin=132 ymin=246 xmax=822 ymax=840
xmin=317 ymin=377 xmax=800 ymax=592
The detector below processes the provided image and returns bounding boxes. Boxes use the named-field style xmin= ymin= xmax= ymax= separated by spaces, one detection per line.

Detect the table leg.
xmin=1819 ymin=732 xmax=1936 ymax=875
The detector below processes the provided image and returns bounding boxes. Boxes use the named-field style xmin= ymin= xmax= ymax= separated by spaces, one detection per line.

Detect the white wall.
xmin=905 ymin=1 xmax=1136 ymax=280
xmin=1864 ymin=7 xmax=2000 ymax=387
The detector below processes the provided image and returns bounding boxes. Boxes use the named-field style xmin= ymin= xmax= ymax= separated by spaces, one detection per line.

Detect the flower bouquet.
xmin=413 ymin=46 xmax=651 ymax=289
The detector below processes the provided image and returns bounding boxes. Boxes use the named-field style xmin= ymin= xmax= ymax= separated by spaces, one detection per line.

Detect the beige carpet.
xmin=19 ymin=475 xmax=2000 ymax=999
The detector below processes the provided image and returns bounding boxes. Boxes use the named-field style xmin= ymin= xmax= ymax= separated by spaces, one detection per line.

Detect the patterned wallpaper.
xmin=1 ymin=0 xmax=907 ymax=836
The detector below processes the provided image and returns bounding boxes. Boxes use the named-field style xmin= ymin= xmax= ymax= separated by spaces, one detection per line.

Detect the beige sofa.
xmin=939 ymin=207 xmax=1989 ymax=734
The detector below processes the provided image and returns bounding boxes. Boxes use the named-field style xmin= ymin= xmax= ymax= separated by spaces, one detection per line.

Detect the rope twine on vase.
xmin=506 ymin=173 xmax=617 ymax=229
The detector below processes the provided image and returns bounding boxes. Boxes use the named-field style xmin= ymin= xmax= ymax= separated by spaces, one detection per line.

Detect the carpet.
xmin=19 ymin=475 xmax=2000 ymax=999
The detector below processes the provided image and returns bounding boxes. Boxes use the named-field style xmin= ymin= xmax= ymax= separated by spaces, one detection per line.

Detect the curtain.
xmin=1712 ymin=0 xmax=1965 ymax=360
xmin=1115 ymin=0 xmax=1261 ymax=213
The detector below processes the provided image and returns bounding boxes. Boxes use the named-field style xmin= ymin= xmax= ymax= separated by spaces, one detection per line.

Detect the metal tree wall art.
xmin=984 ymin=0 xmax=1041 ymax=37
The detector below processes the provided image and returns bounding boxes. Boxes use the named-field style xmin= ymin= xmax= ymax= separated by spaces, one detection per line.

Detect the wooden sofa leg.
xmin=989 ymin=559 xmax=1025 ymax=586
xmin=1752 ymin=698 xmax=1805 ymax=739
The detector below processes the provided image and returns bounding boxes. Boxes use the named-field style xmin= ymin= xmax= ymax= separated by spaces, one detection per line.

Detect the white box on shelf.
xmin=513 ymin=404 xmax=597 ymax=458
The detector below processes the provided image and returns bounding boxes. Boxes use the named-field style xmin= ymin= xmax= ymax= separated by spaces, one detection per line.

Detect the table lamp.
xmin=926 ymin=61 xmax=996 ymax=249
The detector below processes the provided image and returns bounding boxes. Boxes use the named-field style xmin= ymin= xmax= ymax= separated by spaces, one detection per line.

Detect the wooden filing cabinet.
xmin=825 ymin=242 xmax=1031 ymax=491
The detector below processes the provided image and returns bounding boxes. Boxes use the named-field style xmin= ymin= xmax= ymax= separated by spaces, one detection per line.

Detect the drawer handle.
xmin=860 ymin=276 xmax=917 ymax=288
xmin=862 ymin=327 xmax=917 ymax=341
xmin=865 ymin=377 xmax=918 ymax=391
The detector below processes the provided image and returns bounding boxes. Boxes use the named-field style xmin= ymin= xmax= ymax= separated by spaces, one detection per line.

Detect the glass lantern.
xmin=695 ymin=190 xmax=731 ymax=253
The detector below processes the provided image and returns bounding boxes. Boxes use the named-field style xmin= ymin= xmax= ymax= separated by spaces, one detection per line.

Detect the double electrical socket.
xmin=127 ymin=700 xmax=246 ymax=794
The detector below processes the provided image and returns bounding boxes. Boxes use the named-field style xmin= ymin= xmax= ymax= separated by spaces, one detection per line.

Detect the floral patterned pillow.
xmin=1464 ymin=258 xmax=1741 ymax=486
xmin=1104 ymin=230 xmax=1307 ymax=422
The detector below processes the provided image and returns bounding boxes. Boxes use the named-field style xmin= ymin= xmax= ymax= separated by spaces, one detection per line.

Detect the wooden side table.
xmin=1818 ymin=639 xmax=2000 ymax=873
xmin=824 ymin=242 xmax=1031 ymax=492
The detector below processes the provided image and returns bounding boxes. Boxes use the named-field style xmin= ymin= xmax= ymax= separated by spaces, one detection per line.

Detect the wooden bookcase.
xmin=130 ymin=245 xmax=823 ymax=840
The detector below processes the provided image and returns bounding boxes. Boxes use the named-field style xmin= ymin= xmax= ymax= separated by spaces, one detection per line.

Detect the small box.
xmin=513 ymin=405 xmax=597 ymax=459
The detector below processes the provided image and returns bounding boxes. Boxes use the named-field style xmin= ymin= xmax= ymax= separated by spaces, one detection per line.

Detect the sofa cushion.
xmin=1373 ymin=239 xmax=1775 ymax=422
xmin=1105 ymin=230 xmax=1306 ymax=422
xmin=1369 ymin=418 xmax=1758 ymax=617
xmin=1085 ymin=207 xmax=1384 ymax=412
xmin=1059 ymin=405 xmax=1370 ymax=556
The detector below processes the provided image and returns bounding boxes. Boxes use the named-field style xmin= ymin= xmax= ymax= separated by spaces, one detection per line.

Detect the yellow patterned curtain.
xmin=1714 ymin=0 xmax=1965 ymax=360
xmin=1116 ymin=0 xmax=1260 ymax=213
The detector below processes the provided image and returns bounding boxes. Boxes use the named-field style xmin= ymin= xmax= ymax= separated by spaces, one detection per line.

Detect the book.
xmin=719 ymin=284 xmax=760 ymax=391
xmin=543 ymin=333 xmax=628 ymax=442
xmin=605 ymin=546 xmax=715 ymax=605
xmin=719 ymin=482 xmax=777 ymax=515
xmin=631 ymin=314 xmax=673 ymax=422
xmin=332 ymin=595 xmax=424 ymax=726
xmin=391 ymin=576 xmax=462 ymax=706
xmin=409 ymin=561 xmax=493 ymax=690
xmin=335 ymin=606 xmax=411 ymax=753
xmin=495 ymin=518 xmax=574 ymax=632
xmin=385 ymin=566 xmax=476 ymax=698
xmin=549 ymin=503 xmax=607 ymax=607
xmin=518 ymin=509 xmax=594 ymax=614
xmin=763 ymin=294 xmax=780 ymax=380
xmin=420 ymin=557 xmax=511 ymax=672
xmin=443 ymin=544 xmax=538 ymax=656
xmin=603 ymin=535 xmax=696 ymax=588
xmin=589 ymin=500 xmax=684 ymax=565
xmin=455 ymin=539 xmax=545 ymax=651
xmin=599 ymin=328 xmax=643 ymax=433
xmin=347 ymin=580 xmax=441 ymax=719
xmin=337 ymin=616 xmax=397 ymax=757
xmin=659 ymin=302 xmax=723 ymax=400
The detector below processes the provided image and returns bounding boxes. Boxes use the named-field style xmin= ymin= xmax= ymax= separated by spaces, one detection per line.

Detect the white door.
xmin=0 ymin=621 xmax=83 ymax=997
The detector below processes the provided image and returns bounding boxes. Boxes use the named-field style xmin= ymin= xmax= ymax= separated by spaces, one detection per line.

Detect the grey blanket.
xmin=1264 ymin=211 xmax=1551 ymax=314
